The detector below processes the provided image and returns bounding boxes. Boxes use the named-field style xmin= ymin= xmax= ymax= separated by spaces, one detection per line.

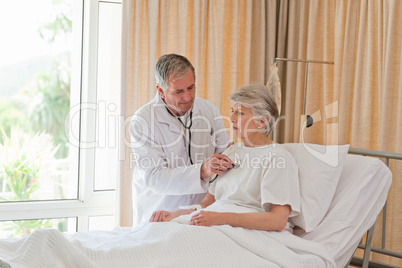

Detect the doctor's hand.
xmin=149 ymin=210 xmax=175 ymax=222
xmin=200 ymin=154 xmax=233 ymax=179
xmin=150 ymin=209 xmax=195 ymax=222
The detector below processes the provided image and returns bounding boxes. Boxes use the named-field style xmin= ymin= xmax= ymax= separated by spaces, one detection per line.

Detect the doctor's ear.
xmin=157 ymin=85 xmax=165 ymax=99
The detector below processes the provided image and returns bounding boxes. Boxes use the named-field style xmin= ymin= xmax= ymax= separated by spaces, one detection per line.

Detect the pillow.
xmin=302 ymin=154 xmax=391 ymax=267
xmin=282 ymin=143 xmax=350 ymax=232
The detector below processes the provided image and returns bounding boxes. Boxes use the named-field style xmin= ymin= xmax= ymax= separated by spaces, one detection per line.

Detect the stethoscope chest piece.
xmin=209 ymin=160 xmax=241 ymax=183
xmin=232 ymin=161 xmax=240 ymax=169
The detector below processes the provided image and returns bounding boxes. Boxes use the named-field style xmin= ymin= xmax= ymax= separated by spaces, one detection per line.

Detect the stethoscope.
xmin=160 ymin=93 xmax=194 ymax=165
xmin=159 ymin=93 xmax=240 ymax=181
xmin=177 ymin=111 xmax=194 ymax=165
xmin=209 ymin=161 xmax=240 ymax=183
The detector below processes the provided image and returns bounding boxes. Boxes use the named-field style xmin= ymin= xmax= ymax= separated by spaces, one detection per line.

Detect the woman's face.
xmin=230 ymin=103 xmax=261 ymax=142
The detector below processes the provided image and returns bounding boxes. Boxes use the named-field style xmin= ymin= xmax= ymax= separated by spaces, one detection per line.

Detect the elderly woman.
xmin=150 ymin=84 xmax=300 ymax=231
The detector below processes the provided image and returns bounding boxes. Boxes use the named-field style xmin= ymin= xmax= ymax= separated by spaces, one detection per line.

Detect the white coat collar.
xmin=152 ymin=93 xmax=200 ymax=134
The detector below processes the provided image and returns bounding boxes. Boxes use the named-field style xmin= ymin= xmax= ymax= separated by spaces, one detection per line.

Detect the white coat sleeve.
xmin=130 ymin=114 xmax=208 ymax=195
xmin=212 ymin=105 xmax=230 ymax=154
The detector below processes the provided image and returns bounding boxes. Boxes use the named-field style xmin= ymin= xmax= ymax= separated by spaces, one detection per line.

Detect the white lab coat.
xmin=130 ymin=93 xmax=229 ymax=226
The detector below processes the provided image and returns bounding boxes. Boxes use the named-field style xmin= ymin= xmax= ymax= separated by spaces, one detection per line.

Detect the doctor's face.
xmin=158 ymin=68 xmax=195 ymax=116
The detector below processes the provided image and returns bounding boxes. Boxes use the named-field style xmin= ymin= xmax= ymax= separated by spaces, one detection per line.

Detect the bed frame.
xmin=345 ymin=148 xmax=402 ymax=268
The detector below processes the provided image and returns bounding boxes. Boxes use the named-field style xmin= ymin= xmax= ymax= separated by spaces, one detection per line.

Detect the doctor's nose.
xmin=182 ymin=90 xmax=192 ymax=101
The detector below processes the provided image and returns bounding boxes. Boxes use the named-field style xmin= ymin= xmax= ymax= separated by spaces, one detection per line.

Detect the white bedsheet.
xmin=0 ymin=222 xmax=336 ymax=268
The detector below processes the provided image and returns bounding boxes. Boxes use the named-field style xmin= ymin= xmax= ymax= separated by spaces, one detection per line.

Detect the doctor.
xmin=130 ymin=54 xmax=232 ymax=226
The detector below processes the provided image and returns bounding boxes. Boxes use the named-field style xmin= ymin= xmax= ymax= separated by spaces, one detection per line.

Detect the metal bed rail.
xmin=346 ymin=148 xmax=402 ymax=268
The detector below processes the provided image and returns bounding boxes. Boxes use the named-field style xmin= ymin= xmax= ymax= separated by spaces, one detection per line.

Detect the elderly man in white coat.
xmin=130 ymin=54 xmax=232 ymax=226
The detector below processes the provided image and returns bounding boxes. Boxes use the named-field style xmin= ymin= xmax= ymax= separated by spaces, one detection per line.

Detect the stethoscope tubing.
xmin=160 ymin=93 xmax=194 ymax=165
xmin=177 ymin=111 xmax=193 ymax=165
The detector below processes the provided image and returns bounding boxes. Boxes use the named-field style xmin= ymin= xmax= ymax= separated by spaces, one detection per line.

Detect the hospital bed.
xmin=0 ymin=144 xmax=399 ymax=268
xmin=344 ymin=148 xmax=402 ymax=268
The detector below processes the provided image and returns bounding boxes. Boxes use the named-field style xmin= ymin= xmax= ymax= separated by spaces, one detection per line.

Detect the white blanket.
xmin=0 ymin=222 xmax=335 ymax=268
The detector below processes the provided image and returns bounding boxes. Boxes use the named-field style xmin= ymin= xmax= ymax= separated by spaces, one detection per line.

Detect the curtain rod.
xmin=273 ymin=57 xmax=334 ymax=65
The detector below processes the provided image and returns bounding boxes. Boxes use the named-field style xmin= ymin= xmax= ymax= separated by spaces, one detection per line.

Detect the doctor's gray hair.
xmin=230 ymin=84 xmax=279 ymax=136
xmin=155 ymin=54 xmax=196 ymax=92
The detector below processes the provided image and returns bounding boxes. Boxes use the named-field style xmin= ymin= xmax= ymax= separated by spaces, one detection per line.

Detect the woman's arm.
xmin=150 ymin=192 xmax=216 ymax=222
xmin=190 ymin=204 xmax=290 ymax=231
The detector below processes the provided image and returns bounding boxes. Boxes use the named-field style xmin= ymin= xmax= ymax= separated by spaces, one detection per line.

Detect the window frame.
xmin=0 ymin=0 xmax=122 ymax=233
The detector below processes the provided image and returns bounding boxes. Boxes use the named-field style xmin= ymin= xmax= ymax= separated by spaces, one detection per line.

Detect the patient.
xmin=150 ymin=84 xmax=300 ymax=231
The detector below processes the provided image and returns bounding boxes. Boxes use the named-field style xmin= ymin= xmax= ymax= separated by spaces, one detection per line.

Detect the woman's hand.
xmin=190 ymin=211 xmax=224 ymax=226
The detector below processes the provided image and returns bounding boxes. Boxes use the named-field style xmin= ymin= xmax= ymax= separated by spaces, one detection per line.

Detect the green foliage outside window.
xmin=0 ymin=0 xmax=73 ymax=237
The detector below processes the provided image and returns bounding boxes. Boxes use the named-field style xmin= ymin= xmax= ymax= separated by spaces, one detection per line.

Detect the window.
xmin=0 ymin=0 xmax=122 ymax=237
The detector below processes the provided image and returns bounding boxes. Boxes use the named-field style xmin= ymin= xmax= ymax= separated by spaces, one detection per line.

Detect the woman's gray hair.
xmin=155 ymin=54 xmax=196 ymax=92
xmin=230 ymin=84 xmax=279 ymax=136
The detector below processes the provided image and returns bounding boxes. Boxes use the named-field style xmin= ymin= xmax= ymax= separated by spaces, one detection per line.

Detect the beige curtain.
xmin=121 ymin=0 xmax=401 ymax=266
xmin=334 ymin=1 xmax=402 ymax=266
